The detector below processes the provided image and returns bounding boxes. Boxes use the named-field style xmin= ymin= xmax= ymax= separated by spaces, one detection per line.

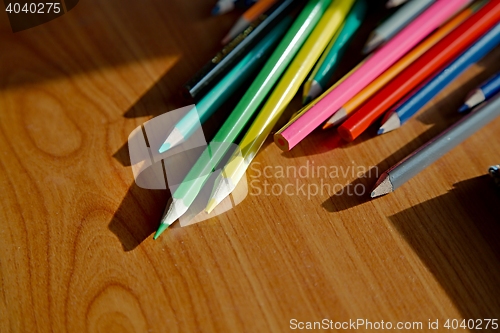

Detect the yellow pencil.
xmin=323 ymin=4 xmax=478 ymax=128
xmin=205 ymin=0 xmax=355 ymax=213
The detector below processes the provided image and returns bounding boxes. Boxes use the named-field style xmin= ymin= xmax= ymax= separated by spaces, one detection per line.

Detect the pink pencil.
xmin=274 ymin=0 xmax=472 ymax=151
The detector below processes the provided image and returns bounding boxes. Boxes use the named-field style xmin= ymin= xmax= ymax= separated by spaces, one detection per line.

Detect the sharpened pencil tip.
xmin=460 ymin=90 xmax=485 ymax=112
xmin=458 ymin=104 xmax=469 ymax=113
xmin=160 ymin=127 xmax=184 ymax=153
xmin=378 ymin=112 xmax=400 ymax=135
xmin=205 ymin=199 xmax=217 ymax=214
xmin=205 ymin=177 xmax=234 ymax=213
xmin=371 ymin=174 xmax=393 ymax=198
xmin=154 ymin=223 xmax=170 ymax=239
xmin=326 ymin=108 xmax=347 ymax=128
xmin=159 ymin=142 xmax=170 ymax=153
xmin=306 ymin=81 xmax=322 ymax=103
xmin=363 ymin=32 xmax=383 ymax=55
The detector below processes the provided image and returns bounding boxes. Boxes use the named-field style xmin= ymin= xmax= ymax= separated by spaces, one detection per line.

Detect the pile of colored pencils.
xmin=154 ymin=0 xmax=500 ymax=238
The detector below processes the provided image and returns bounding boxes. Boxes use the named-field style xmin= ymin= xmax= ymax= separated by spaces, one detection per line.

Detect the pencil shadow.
xmin=106 ymin=0 xmax=397 ymax=250
xmin=321 ymin=126 xmax=449 ymax=213
xmin=388 ymin=175 xmax=500 ymax=320
xmin=280 ymin=130 xmax=346 ymax=158
xmin=108 ymin=183 xmax=168 ymax=251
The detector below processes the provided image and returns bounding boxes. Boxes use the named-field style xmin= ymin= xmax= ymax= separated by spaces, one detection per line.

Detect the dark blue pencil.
xmin=378 ymin=23 xmax=500 ymax=134
xmin=459 ymin=72 xmax=500 ymax=112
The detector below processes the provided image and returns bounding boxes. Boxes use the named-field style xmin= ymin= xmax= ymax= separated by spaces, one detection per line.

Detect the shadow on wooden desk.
xmin=389 ymin=176 xmax=500 ymax=321
xmin=108 ymin=184 xmax=167 ymax=251
xmin=320 ymin=125 xmax=454 ymax=214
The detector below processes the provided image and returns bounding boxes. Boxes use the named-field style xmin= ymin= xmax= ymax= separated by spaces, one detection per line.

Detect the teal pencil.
xmin=302 ymin=0 xmax=367 ymax=104
xmin=158 ymin=16 xmax=286 ymax=153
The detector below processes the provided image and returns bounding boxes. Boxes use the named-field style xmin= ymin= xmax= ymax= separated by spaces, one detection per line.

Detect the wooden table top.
xmin=1 ymin=0 xmax=499 ymax=332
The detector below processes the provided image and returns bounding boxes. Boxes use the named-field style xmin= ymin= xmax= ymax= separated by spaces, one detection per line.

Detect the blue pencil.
xmin=378 ymin=23 xmax=500 ymax=134
xmin=459 ymin=72 xmax=500 ymax=112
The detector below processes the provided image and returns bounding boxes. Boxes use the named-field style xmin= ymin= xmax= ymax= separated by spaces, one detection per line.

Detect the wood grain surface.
xmin=1 ymin=0 xmax=499 ymax=332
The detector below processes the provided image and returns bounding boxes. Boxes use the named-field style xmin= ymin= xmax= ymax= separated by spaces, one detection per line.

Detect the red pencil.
xmin=337 ymin=0 xmax=500 ymax=142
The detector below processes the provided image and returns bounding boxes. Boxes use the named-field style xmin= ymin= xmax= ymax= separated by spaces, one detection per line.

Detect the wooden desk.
xmin=1 ymin=1 xmax=499 ymax=331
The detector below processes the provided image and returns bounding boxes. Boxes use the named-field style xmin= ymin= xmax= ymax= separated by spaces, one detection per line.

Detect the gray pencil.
xmin=371 ymin=91 xmax=500 ymax=198
xmin=363 ymin=0 xmax=435 ymax=54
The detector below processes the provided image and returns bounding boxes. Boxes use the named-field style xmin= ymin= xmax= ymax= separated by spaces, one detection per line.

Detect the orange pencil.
xmin=222 ymin=0 xmax=278 ymax=44
xmin=337 ymin=0 xmax=500 ymax=142
xmin=323 ymin=2 xmax=482 ymax=129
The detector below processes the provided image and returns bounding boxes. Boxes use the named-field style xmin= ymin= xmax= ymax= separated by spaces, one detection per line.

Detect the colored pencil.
xmin=324 ymin=2 xmax=483 ymax=129
xmin=212 ymin=0 xmax=258 ymax=16
xmin=275 ymin=0 xmax=472 ymax=152
xmin=222 ymin=0 xmax=278 ymax=44
xmin=154 ymin=0 xmax=330 ymax=238
xmin=379 ymin=23 xmax=500 ymax=135
xmin=302 ymin=0 xmax=367 ymax=104
xmin=386 ymin=0 xmax=408 ymax=9
xmin=489 ymin=164 xmax=500 ymax=188
xmin=281 ymin=59 xmax=367 ymax=133
xmin=459 ymin=72 xmax=500 ymax=112
xmin=185 ymin=0 xmax=299 ymax=101
xmin=205 ymin=0 xmax=356 ymax=214
xmin=371 ymin=91 xmax=500 ymax=198
xmin=337 ymin=1 xmax=500 ymax=143
xmin=159 ymin=17 xmax=292 ymax=153
xmin=363 ymin=0 xmax=435 ymax=54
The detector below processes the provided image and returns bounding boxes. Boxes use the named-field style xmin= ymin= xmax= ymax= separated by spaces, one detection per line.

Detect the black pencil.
xmin=184 ymin=0 xmax=300 ymax=101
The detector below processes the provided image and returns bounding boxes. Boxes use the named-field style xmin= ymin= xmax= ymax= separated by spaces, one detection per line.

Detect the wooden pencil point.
xmin=205 ymin=199 xmax=218 ymax=214
xmin=386 ymin=0 xmax=409 ymax=8
xmin=378 ymin=112 xmax=400 ymax=134
xmin=159 ymin=127 xmax=184 ymax=153
xmin=460 ymin=89 xmax=485 ymax=112
xmin=325 ymin=108 xmax=347 ymax=128
xmin=307 ymin=80 xmax=323 ymax=102
xmin=156 ymin=198 xmax=188 ymax=236
xmin=153 ymin=223 xmax=170 ymax=240
xmin=206 ymin=177 xmax=234 ymax=213
xmin=371 ymin=174 xmax=393 ymax=198
xmin=362 ymin=32 xmax=383 ymax=54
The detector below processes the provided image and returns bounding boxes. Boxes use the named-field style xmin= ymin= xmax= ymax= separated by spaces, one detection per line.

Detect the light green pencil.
xmin=154 ymin=0 xmax=332 ymax=239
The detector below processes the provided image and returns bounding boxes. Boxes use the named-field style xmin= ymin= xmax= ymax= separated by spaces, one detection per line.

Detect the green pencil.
xmin=302 ymin=0 xmax=366 ymax=104
xmin=158 ymin=13 xmax=288 ymax=153
xmin=154 ymin=0 xmax=332 ymax=239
